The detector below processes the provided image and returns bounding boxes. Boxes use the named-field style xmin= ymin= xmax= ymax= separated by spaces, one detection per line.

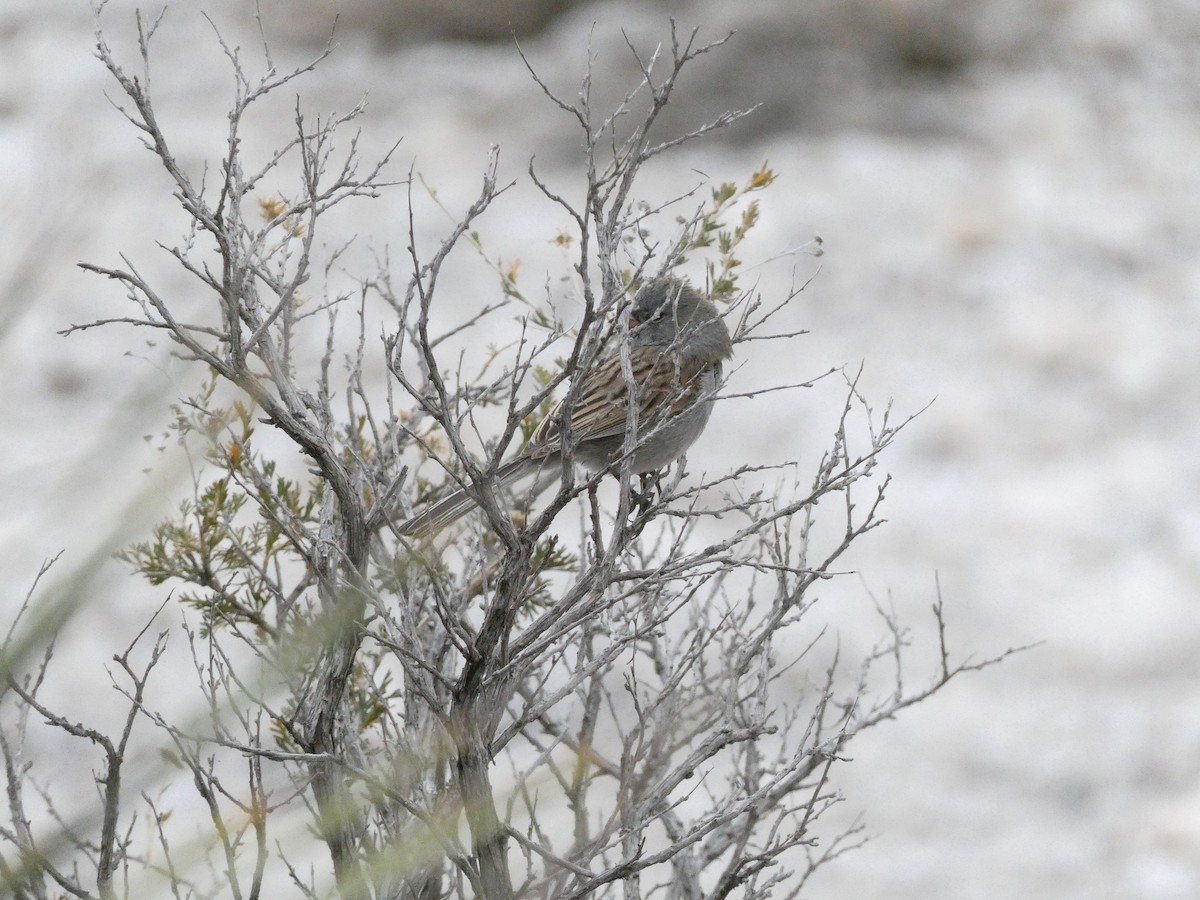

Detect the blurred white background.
xmin=2 ymin=0 xmax=1199 ymax=897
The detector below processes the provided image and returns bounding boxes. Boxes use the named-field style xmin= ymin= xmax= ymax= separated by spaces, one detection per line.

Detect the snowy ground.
xmin=2 ymin=1 xmax=1199 ymax=897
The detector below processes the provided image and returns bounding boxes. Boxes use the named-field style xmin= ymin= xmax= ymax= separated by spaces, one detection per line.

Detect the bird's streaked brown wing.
xmin=523 ymin=345 xmax=709 ymax=459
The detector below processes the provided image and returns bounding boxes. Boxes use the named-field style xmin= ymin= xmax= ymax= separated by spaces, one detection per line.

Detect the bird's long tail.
xmin=397 ymin=457 xmax=559 ymax=539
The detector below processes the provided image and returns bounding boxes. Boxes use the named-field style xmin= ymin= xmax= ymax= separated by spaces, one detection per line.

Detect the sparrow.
xmin=399 ymin=277 xmax=732 ymax=537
